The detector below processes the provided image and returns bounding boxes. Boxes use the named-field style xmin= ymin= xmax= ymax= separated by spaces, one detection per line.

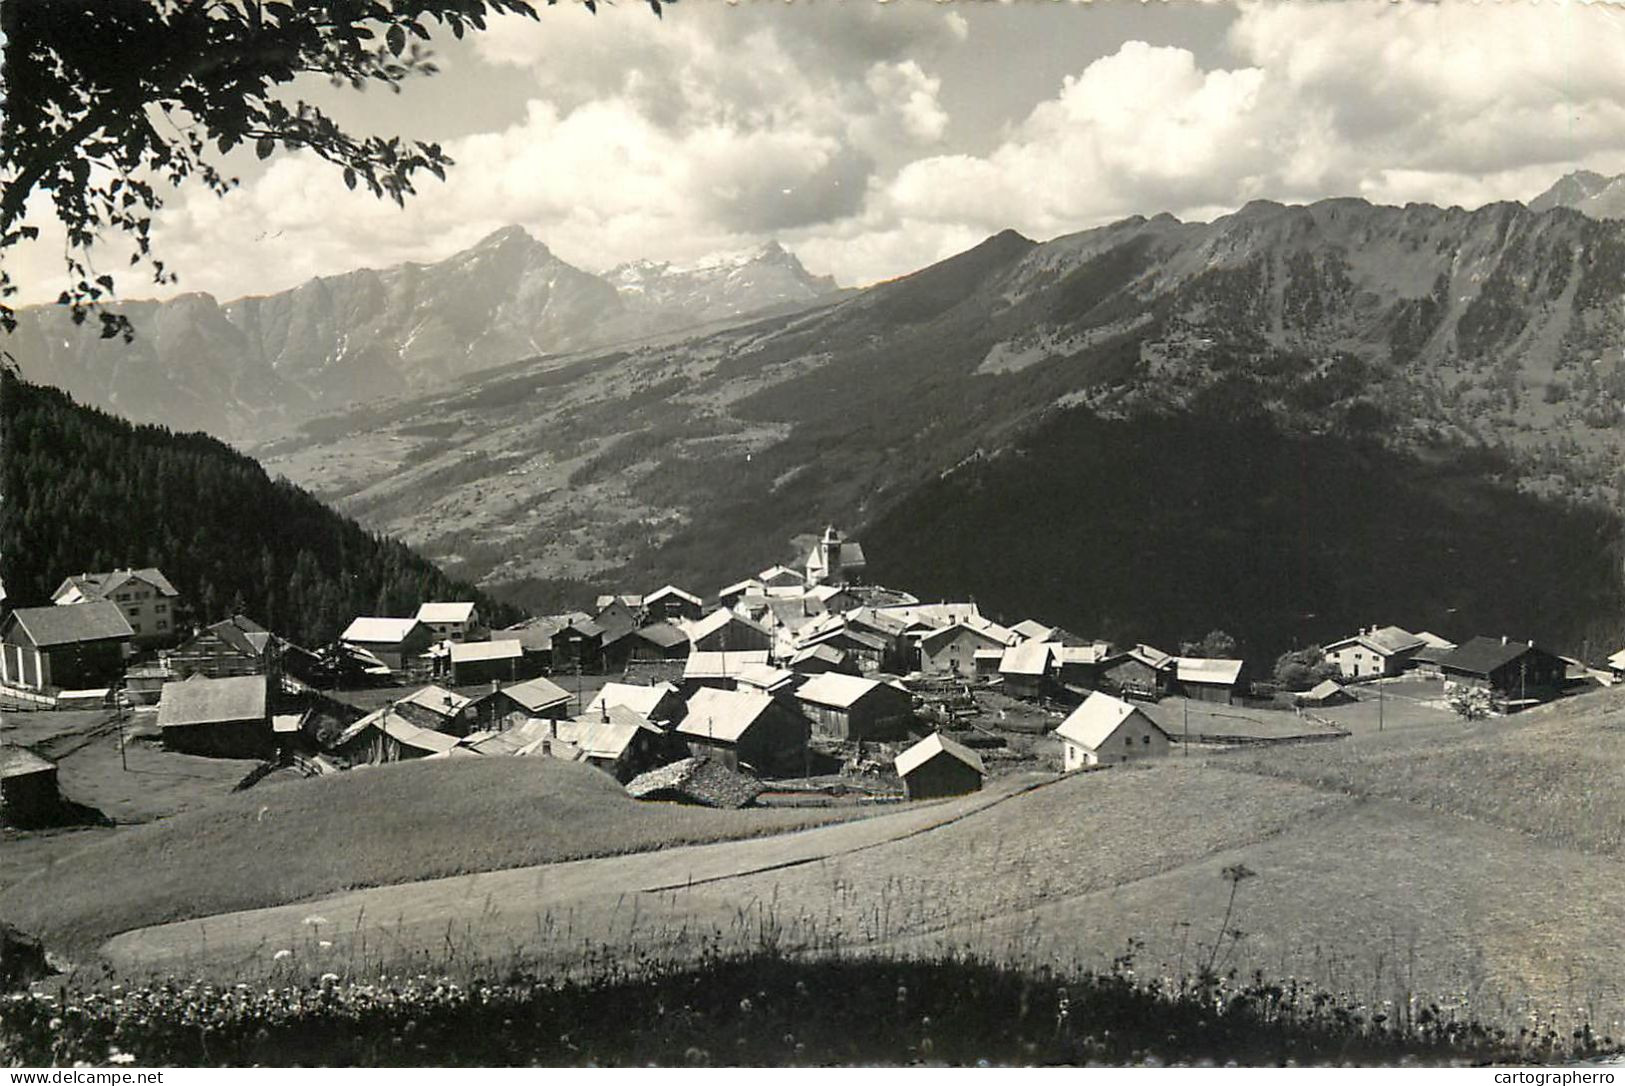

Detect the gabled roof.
xmin=1175 ymin=657 xmax=1245 ymax=686
xmin=677 ymin=687 xmax=781 ymax=743
xmin=763 ymin=598 xmax=823 ymax=630
xmin=1300 ymin=679 xmax=1350 ymax=703
xmin=1055 ymin=691 xmax=1164 ymax=750
xmin=894 ymin=731 xmax=985 ymax=778
xmin=1414 ymin=631 xmax=1457 ymax=650
xmin=399 ymin=685 xmax=472 ymax=719
xmin=595 ymin=594 xmax=643 ymax=610
xmin=684 ymin=650 xmax=772 ymax=681
xmin=846 ymin=608 xmax=908 ymax=637
xmin=5 ymin=602 xmax=134 ymax=647
xmin=920 ymin=622 xmax=1010 ymax=654
xmin=790 ymin=644 xmax=848 ymax=667
xmin=718 ymin=578 xmax=764 ymax=598
xmin=200 ymin=614 xmax=273 ymax=658
xmin=1325 ymin=625 xmax=1426 ymax=657
xmin=555 ymin=717 xmax=645 ymax=760
xmin=645 ymin=584 xmax=702 ymax=607
xmin=495 ymin=676 xmax=573 ymax=714
xmin=1111 ymin=644 xmax=1175 ymax=671
xmin=801 ymin=625 xmax=888 ymax=653
xmin=341 ymin=617 xmax=424 ymax=645
xmin=157 ymin=674 xmax=267 ymax=729
xmin=449 ymin=639 xmax=523 ymax=664
xmin=1 ymin=746 xmax=57 ymax=779
xmin=588 ymin=682 xmax=681 ymax=721
xmin=1439 ymin=636 xmax=1551 ymax=677
xmin=338 ymin=708 xmax=459 ymax=754
xmin=1056 ymin=644 xmax=1112 ymax=666
xmin=873 ymin=602 xmax=983 ymax=631
xmin=686 ymin=609 xmax=770 ymax=644
xmin=999 ymin=640 xmax=1054 ymax=677
xmin=1609 ymin=648 xmax=1625 ymax=671
xmin=53 ymin=567 xmax=179 ymax=601
xmin=963 ymin=614 xmax=1021 ymax=645
xmin=416 ymin=601 xmax=477 ymax=625
xmin=806 ymin=539 xmax=867 ymax=575
xmin=1011 ymin=619 xmax=1056 ymax=642
xmin=736 ymin=663 xmax=798 ymax=694
xmin=795 ymin=672 xmax=901 ymax=710
xmin=632 ymin=621 xmax=690 ymax=649
xmin=757 ymin=564 xmax=806 ymax=586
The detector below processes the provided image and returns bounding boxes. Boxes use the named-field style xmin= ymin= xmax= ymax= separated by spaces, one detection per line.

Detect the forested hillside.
xmin=0 ymin=371 xmax=522 ymax=646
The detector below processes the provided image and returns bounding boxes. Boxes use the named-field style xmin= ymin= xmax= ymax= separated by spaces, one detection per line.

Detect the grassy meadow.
xmin=0 ymin=758 xmax=880 ymax=959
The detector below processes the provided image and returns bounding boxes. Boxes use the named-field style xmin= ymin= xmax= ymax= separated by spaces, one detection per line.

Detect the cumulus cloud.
xmin=12 ymin=0 xmax=1625 ymax=306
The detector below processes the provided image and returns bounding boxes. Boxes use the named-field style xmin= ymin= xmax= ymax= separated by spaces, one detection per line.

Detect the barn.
xmin=1174 ymin=657 xmax=1246 ymax=705
xmin=394 ymin=684 xmax=475 ymax=735
xmin=894 ymin=732 xmax=985 ymax=800
xmin=686 ymin=610 xmax=775 ymax=654
xmin=0 ymin=602 xmax=133 ymax=692
xmin=466 ymin=676 xmax=574 ymax=732
xmin=677 ymin=687 xmax=810 ymax=775
xmin=998 ymin=641 xmax=1055 ymax=700
xmin=340 ymin=617 xmax=433 ymax=676
xmin=794 ymin=672 xmax=914 ymax=741
xmin=1439 ymin=637 xmax=1568 ymax=705
xmin=1 ymin=747 xmax=64 ymax=827
xmin=587 ymin=681 xmax=687 ymax=727
xmin=1099 ymin=645 xmax=1176 ymax=699
xmin=157 ymin=674 xmax=272 ymax=758
xmin=1054 ymin=691 xmax=1170 ymax=769
xmin=449 ymin=639 xmax=524 ymax=685
xmin=332 ymin=708 xmax=459 ymax=764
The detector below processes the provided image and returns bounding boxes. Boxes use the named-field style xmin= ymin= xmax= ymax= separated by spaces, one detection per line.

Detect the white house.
xmin=415 ymin=601 xmax=481 ymax=642
xmin=1054 ymin=691 xmax=1171 ymax=770
xmin=1323 ymin=625 xmax=1427 ymax=679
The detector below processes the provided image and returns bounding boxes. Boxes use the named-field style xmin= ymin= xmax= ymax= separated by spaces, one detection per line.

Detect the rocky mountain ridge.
xmin=3 ymin=228 xmax=841 ymax=440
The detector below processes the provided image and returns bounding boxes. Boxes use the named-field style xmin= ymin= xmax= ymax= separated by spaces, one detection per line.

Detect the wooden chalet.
xmin=1323 ymin=626 xmax=1427 ymax=679
xmin=919 ymin=622 xmax=1013 ymax=676
xmin=644 ymin=585 xmax=704 ymax=624
xmin=332 ymin=707 xmax=459 ymax=764
xmin=448 ymin=638 xmax=524 ymax=685
xmin=1099 ymin=645 xmax=1176 ymax=699
xmin=1438 ymin=637 xmax=1567 ymax=705
xmin=465 ymin=676 xmax=574 ymax=732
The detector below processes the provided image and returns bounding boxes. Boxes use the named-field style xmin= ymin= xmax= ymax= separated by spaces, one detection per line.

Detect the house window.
xmin=156 ymin=620 xmax=168 ymax=631
xmin=1143 ymin=734 xmax=1151 ymax=745
xmin=1124 ymin=735 xmax=1133 ymax=746
xmin=131 ymin=622 xmax=142 ymax=633
xmin=116 ymin=593 xmax=131 ymax=601
xmin=126 ymin=607 xmax=140 ymax=618
xmin=155 ymin=603 xmax=168 ymax=614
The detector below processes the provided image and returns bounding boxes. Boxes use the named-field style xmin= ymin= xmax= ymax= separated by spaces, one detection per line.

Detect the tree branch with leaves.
xmin=0 ymin=0 xmax=663 ymax=340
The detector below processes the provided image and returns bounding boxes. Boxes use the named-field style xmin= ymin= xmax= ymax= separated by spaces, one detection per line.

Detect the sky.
xmin=11 ymin=0 xmax=1625 ymax=306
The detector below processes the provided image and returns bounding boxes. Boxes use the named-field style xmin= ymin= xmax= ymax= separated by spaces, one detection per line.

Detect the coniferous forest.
xmin=0 ymin=371 xmax=524 ymax=646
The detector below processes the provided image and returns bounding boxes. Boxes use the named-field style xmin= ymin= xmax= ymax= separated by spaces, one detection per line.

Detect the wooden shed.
xmin=1 ymin=747 xmax=64 ymax=827
xmin=1 ymin=602 xmax=133 ymax=692
xmin=157 ymin=674 xmax=272 ymax=758
xmin=894 ymin=732 xmax=985 ymax=800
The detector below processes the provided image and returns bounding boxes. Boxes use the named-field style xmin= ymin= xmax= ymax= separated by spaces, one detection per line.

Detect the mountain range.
xmin=241 ymin=174 xmax=1625 ymax=659
xmin=9 ymin=170 xmax=1625 ymax=660
xmin=2 ymin=229 xmax=841 ymax=440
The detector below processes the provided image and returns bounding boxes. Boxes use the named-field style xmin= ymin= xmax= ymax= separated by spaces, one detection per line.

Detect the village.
xmin=0 ymin=525 xmax=1614 ymax=828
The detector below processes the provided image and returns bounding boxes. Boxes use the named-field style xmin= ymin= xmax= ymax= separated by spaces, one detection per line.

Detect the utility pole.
xmin=1183 ymin=699 xmax=1189 ymax=756
xmin=1378 ymin=678 xmax=1384 ymax=733
xmin=115 ymin=678 xmax=128 ymax=771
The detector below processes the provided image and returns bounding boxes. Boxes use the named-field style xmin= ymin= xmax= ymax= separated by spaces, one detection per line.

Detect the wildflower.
xmin=318 ymin=940 xmax=334 ymax=950
xmin=272 ymin=949 xmax=293 ymax=961
xmin=303 ymin=915 xmax=328 ymax=926
xmin=739 ymin=997 xmax=753 ymax=1014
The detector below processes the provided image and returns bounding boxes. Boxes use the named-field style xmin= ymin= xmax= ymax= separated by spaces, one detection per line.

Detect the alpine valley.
xmin=12 ymin=172 xmax=1625 ymax=659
